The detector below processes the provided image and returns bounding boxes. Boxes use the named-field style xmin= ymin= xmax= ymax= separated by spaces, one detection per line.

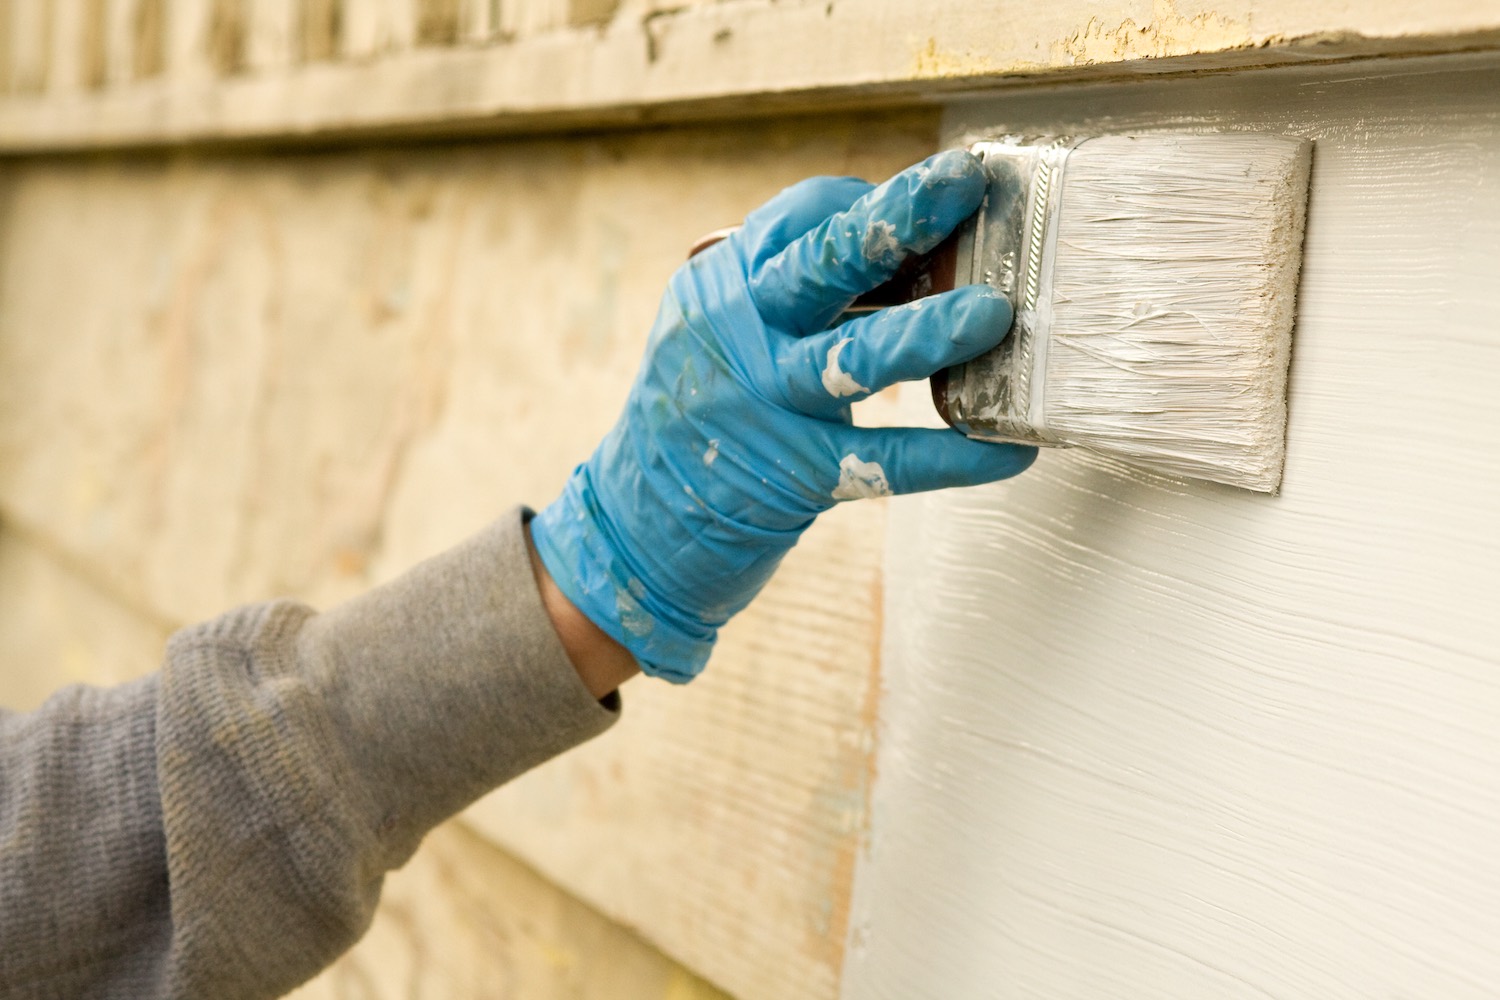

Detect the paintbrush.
xmin=693 ymin=132 xmax=1313 ymax=493
xmin=929 ymin=133 xmax=1311 ymax=493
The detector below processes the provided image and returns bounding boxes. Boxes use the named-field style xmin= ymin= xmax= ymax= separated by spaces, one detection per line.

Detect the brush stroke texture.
xmin=845 ymin=53 xmax=1500 ymax=1000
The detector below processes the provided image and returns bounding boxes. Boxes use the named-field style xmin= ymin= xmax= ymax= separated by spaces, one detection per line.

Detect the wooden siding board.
xmin=844 ymin=52 xmax=1500 ymax=1000
xmin=0 ymin=111 xmax=935 ymax=1000
xmin=2 ymin=1 xmax=1500 ymax=149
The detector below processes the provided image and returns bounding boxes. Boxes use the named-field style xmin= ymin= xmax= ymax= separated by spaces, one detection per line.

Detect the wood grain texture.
xmin=3 ymin=0 xmax=1500 ymax=150
xmin=0 ymin=520 xmax=172 ymax=711
xmin=3 ymin=0 xmax=54 ymax=96
xmin=0 ymin=111 xmax=937 ymax=998
xmin=844 ymin=52 xmax=1500 ymax=1000
xmin=467 ymin=497 xmax=889 ymax=1000
xmin=0 ymin=525 xmax=728 ymax=998
xmin=287 ymin=820 xmax=734 ymax=1000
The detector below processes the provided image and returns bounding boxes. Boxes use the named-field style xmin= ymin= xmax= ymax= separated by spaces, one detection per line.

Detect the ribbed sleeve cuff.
xmin=153 ymin=509 xmax=617 ymax=994
xmin=293 ymin=507 xmax=620 ymax=860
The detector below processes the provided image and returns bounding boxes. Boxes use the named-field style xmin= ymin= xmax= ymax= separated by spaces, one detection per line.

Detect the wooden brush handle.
xmin=686 ymin=229 xmax=962 ymax=423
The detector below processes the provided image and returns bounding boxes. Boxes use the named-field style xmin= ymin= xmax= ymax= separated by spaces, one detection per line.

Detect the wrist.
xmin=524 ymin=519 xmax=639 ymax=700
xmin=530 ymin=471 xmax=718 ymax=683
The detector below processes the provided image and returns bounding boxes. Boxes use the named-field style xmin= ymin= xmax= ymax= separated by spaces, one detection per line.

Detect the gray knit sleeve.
xmin=0 ymin=509 xmax=619 ymax=999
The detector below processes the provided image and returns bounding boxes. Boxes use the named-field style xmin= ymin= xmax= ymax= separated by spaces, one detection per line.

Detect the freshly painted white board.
xmin=845 ymin=55 xmax=1500 ymax=1000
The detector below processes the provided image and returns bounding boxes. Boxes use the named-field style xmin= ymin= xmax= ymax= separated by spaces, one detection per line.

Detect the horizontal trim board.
xmin=2 ymin=0 xmax=1500 ymax=151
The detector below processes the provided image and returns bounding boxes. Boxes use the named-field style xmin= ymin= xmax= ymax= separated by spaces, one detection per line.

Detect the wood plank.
xmin=456 ymin=0 xmax=499 ymax=44
xmin=466 ymin=497 xmax=890 ymax=1000
xmin=0 ymin=8 xmax=10 ymax=96
xmin=342 ymin=0 xmax=416 ymax=60
xmin=414 ymin=0 xmax=463 ymax=46
xmin=5 ymin=0 xmax=55 ymax=96
xmin=295 ymin=0 xmax=339 ymax=63
xmin=129 ymin=0 xmax=166 ymax=80
xmin=100 ymin=0 xmax=132 ymax=86
xmin=164 ymin=0 xmax=214 ymax=82
xmin=1 ymin=0 xmax=1499 ymax=150
xmin=245 ymin=0 xmax=297 ymax=73
xmin=51 ymin=0 xmax=91 ymax=93
xmin=846 ymin=52 xmax=1500 ymax=1000
xmin=204 ymin=0 xmax=248 ymax=75
xmin=0 ymin=520 xmax=173 ymax=711
xmin=286 ymin=820 xmax=734 ymax=1000
xmin=0 ymin=111 xmax=936 ymax=999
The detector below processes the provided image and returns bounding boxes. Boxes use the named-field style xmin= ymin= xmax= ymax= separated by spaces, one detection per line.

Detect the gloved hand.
xmin=531 ymin=150 xmax=1037 ymax=682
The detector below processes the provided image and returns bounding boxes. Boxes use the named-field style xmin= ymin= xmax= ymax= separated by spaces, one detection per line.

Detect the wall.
xmin=4 ymin=0 xmax=1500 ymax=151
xmin=284 ymin=822 xmax=731 ymax=1000
xmin=0 ymin=513 xmax=740 ymax=1000
xmin=844 ymin=53 xmax=1500 ymax=1000
xmin=0 ymin=110 xmax=934 ymax=998
xmin=6 ymin=3 xmax=1500 ymax=998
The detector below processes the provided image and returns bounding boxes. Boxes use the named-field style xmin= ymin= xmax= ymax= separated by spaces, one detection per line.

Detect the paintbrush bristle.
xmin=1044 ymin=133 xmax=1312 ymax=493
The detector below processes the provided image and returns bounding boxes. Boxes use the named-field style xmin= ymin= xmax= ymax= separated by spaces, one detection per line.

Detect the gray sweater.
xmin=0 ymin=510 xmax=619 ymax=999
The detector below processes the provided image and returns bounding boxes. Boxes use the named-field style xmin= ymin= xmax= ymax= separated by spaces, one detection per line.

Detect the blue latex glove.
xmin=532 ymin=150 xmax=1037 ymax=682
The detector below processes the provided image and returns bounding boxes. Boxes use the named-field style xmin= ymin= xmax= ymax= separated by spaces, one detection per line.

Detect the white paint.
xmin=821 ymin=339 xmax=869 ymax=398
xmin=1042 ymin=133 xmax=1309 ymax=492
xmin=703 ymin=438 xmax=720 ymax=466
xmin=832 ymin=454 xmax=892 ymax=501
xmin=860 ymin=220 xmax=901 ymax=266
xmin=845 ymin=55 xmax=1500 ymax=1000
xmin=615 ymin=576 xmax=653 ymax=638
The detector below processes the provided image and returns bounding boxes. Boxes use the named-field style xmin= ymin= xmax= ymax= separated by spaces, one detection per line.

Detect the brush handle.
xmin=686 ymin=228 xmax=962 ymax=413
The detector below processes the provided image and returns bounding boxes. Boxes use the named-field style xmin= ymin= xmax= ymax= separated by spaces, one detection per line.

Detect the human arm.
xmin=526 ymin=519 xmax=639 ymax=699
xmin=0 ymin=150 xmax=1033 ymax=998
xmin=0 ymin=511 xmax=615 ymax=999
xmin=531 ymin=149 xmax=1036 ymax=683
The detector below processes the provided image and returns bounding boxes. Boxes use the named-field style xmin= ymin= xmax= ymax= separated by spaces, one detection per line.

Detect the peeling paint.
xmin=10 ymin=1 xmax=1500 ymax=151
xmin=1054 ymin=0 xmax=1252 ymax=65
xmin=911 ymin=1 xmax=1258 ymax=79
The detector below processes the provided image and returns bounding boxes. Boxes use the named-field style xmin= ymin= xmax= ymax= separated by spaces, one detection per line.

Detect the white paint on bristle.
xmin=1045 ymin=133 xmax=1311 ymax=493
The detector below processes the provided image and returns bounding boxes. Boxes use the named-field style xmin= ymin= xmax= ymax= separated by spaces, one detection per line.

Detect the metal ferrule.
xmin=943 ymin=136 xmax=1078 ymax=446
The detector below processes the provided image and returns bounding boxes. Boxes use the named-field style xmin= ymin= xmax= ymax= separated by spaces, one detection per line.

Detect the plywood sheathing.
xmin=285 ymin=821 xmax=733 ymax=1000
xmin=0 ymin=111 xmax=936 ymax=1000
xmin=0 ymin=519 xmax=732 ymax=997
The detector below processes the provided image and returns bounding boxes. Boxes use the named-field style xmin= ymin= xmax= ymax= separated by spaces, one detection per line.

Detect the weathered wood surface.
xmin=286 ymin=821 xmax=734 ymax=1000
xmin=467 ymin=493 xmax=890 ymax=1000
xmin=0 ymin=111 xmax=935 ymax=999
xmin=0 ymin=520 xmax=172 ymax=712
xmin=0 ymin=520 xmax=729 ymax=999
xmin=2 ymin=0 xmax=1500 ymax=150
xmin=845 ymin=53 xmax=1500 ymax=1000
